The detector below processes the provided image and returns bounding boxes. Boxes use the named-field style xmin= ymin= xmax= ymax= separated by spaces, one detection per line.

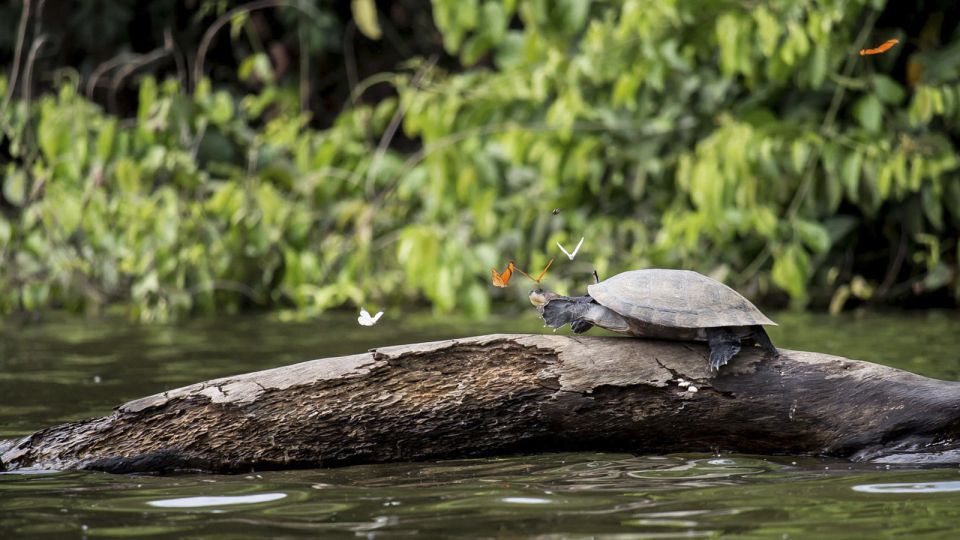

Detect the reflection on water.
xmin=1 ymin=309 xmax=960 ymax=537
xmin=852 ymin=481 xmax=960 ymax=494
xmin=147 ymin=493 xmax=289 ymax=508
xmin=4 ymin=454 xmax=960 ymax=537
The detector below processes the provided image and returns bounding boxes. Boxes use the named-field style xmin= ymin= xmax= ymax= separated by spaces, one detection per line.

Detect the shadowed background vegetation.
xmin=0 ymin=0 xmax=958 ymax=321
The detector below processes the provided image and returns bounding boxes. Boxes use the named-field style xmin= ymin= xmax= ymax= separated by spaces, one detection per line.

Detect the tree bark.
xmin=3 ymin=334 xmax=960 ymax=474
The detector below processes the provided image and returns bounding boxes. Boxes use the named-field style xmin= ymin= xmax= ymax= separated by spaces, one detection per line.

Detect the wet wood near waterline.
xmin=3 ymin=334 xmax=960 ymax=474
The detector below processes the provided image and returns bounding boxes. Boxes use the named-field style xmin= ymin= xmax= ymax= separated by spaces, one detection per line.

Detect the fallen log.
xmin=3 ymin=334 xmax=960 ymax=474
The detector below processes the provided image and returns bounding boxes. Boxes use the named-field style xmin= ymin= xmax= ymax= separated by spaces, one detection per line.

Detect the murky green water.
xmin=2 ymin=309 xmax=960 ymax=538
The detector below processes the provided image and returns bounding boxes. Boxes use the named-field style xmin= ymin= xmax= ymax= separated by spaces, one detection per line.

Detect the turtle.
xmin=528 ymin=269 xmax=779 ymax=370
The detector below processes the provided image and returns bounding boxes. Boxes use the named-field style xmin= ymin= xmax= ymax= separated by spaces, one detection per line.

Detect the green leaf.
xmin=138 ymin=76 xmax=157 ymax=123
xmin=809 ymin=47 xmax=828 ymax=88
xmin=823 ymin=216 xmax=858 ymax=244
xmin=871 ymin=74 xmax=906 ymax=105
xmin=922 ymin=262 xmax=951 ymax=290
xmin=790 ymin=141 xmax=810 ymax=175
xmin=481 ymin=1 xmax=507 ymax=43
xmin=22 ymin=282 xmax=49 ymax=311
xmin=771 ymin=243 xmax=810 ymax=303
xmin=461 ymin=35 xmax=493 ymax=66
xmin=493 ymin=31 xmax=524 ymax=69
xmin=209 ymin=91 xmax=235 ymax=124
xmin=0 ymin=216 xmax=11 ymax=247
xmin=95 ymin=118 xmax=117 ymax=161
xmin=841 ymin=151 xmax=862 ymax=201
xmin=2 ymin=167 xmax=26 ymax=206
xmin=909 ymin=86 xmax=933 ymax=125
xmin=850 ymin=275 xmax=874 ymax=299
xmin=829 ymin=284 xmax=850 ymax=315
xmin=612 ymin=73 xmax=640 ymax=108
xmin=854 ymin=95 xmax=883 ymax=132
xmin=555 ymin=0 xmax=590 ymax=34
xmin=457 ymin=0 xmax=479 ymax=31
xmin=922 ymin=185 xmax=944 ymax=230
xmin=795 ymin=220 xmax=831 ymax=253
xmin=351 ymin=0 xmax=382 ymax=40
xmin=58 ymin=194 xmax=83 ymax=236
xmin=229 ymin=12 xmax=249 ymax=40
xmin=753 ymin=8 xmax=780 ymax=57
xmin=114 ymin=157 xmax=141 ymax=193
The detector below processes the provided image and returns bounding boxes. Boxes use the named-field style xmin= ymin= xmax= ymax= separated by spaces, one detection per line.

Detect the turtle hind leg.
xmin=706 ymin=327 xmax=741 ymax=371
xmin=751 ymin=326 xmax=779 ymax=358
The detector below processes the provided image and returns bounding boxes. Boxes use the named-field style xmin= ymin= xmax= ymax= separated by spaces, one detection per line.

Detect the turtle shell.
xmin=586 ymin=269 xmax=776 ymax=329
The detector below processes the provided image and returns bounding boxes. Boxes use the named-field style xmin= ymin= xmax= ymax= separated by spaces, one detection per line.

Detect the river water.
xmin=1 ymin=310 xmax=959 ymax=538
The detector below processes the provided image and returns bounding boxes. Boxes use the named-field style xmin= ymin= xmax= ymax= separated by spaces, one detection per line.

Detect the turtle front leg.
xmin=706 ymin=327 xmax=741 ymax=370
xmin=571 ymin=320 xmax=594 ymax=333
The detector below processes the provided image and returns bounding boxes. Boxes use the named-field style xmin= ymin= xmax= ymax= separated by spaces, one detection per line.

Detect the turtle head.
xmin=528 ymin=288 xmax=558 ymax=307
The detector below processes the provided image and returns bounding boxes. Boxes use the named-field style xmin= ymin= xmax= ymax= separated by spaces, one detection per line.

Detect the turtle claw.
xmin=708 ymin=350 xmax=736 ymax=371
xmin=708 ymin=354 xmax=728 ymax=371
xmin=706 ymin=328 xmax=741 ymax=372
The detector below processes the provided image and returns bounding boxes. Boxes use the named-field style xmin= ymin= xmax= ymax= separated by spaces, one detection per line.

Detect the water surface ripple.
xmin=1 ymin=310 xmax=959 ymax=537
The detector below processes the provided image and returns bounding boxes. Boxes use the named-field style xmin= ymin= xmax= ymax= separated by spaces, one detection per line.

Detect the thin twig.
xmin=21 ymin=34 xmax=47 ymax=140
xmin=165 ymin=28 xmax=188 ymax=92
xmin=32 ymin=0 xmax=45 ymax=34
xmin=84 ymin=28 xmax=180 ymax=101
xmin=298 ymin=1 xmax=309 ymax=115
xmin=193 ymin=0 xmax=330 ymax=90
xmin=107 ymin=48 xmax=172 ymax=113
xmin=363 ymin=55 xmax=437 ymax=197
xmin=19 ymin=27 xmax=49 ymax=204
xmin=188 ymin=122 xmax=208 ymax=161
xmin=876 ymin=223 xmax=908 ymax=298
xmin=85 ymin=53 xmax=138 ymax=101
xmin=343 ymin=21 xmax=358 ymax=100
xmin=346 ymin=72 xmax=398 ymax=107
xmin=3 ymin=0 xmax=32 ymax=109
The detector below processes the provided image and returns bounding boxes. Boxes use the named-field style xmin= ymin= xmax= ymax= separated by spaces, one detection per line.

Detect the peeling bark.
xmin=3 ymin=334 xmax=960 ymax=474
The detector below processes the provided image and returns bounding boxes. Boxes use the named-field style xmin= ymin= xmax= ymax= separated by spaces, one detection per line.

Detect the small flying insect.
xmin=358 ymin=307 xmax=384 ymax=326
xmin=491 ymin=261 xmax=518 ymax=288
xmin=557 ymin=237 xmax=585 ymax=260
xmin=552 ymin=208 xmax=561 ymax=215
xmin=859 ymin=38 xmax=898 ymax=56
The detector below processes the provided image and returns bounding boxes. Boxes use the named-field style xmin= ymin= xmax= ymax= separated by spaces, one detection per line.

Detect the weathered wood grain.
xmin=3 ymin=334 xmax=960 ymax=474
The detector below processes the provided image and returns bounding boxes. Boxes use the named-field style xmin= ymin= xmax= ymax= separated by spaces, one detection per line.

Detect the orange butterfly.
xmin=859 ymin=38 xmax=898 ymax=56
xmin=516 ymin=258 xmax=555 ymax=284
xmin=491 ymin=261 xmax=518 ymax=288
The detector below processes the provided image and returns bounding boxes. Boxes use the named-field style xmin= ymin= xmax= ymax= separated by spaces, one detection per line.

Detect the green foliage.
xmin=419 ymin=0 xmax=960 ymax=310
xmin=351 ymin=0 xmax=382 ymax=40
xmin=2 ymin=0 xmax=960 ymax=320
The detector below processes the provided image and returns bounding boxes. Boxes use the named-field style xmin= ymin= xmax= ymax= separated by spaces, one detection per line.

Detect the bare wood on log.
xmin=3 ymin=334 xmax=960 ymax=474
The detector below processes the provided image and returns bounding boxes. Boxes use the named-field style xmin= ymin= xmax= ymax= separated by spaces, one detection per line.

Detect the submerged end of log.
xmin=4 ymin=333 xmax=960 ymax=474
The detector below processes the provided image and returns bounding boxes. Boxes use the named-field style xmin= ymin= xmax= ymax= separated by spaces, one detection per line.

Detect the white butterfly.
xmin=556 ymin=236 xmax=585 ymax=260
xmin=357 ymin=308 xmax=384 ymax=326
